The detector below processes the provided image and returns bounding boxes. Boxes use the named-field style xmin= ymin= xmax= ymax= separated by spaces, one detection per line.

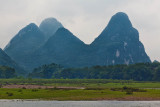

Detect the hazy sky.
xmin=0 ymin=0 xmax=160 ymax=61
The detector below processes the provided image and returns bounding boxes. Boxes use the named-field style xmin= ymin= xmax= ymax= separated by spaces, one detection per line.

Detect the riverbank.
xmin=0 ymin=79 xmax=160 ymax=101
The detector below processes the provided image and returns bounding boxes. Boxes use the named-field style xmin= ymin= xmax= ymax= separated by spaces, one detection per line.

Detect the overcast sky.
xmin=0 ymin=0 xmax=160 ymax=61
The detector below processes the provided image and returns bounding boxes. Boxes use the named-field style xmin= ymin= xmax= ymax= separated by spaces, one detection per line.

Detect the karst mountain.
xmin=3 ymin=12 xmax=151 ymax=72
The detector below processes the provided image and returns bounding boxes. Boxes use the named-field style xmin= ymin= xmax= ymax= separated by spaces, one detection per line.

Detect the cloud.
xmin=0 ymin=0 xmax=159 ymax=61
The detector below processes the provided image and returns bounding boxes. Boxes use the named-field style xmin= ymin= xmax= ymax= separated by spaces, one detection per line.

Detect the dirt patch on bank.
xmin=2 ymin=85 xmax=85 ymax=89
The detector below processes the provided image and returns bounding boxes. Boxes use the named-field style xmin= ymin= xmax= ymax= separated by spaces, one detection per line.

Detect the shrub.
xmin=18 ymin=89 xmax=22 ymax=92
xmin=32 ymin=89 xmax=38 ymax=92
xmin=85 ymin=87 xmax=105 ymax=90
xmin=6 ymin=92 xmax=13 ymax=96
xmin=126 ymin=90 xmax=133 ymax=95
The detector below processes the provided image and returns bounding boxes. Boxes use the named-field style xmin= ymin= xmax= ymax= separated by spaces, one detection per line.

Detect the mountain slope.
xmin=0 ymin=48 xmax=25 ymax=75
xmin=4 ymin=23 xmax=45 ymax=70
xmin=33 ymin=27 xmax=87 ymax=68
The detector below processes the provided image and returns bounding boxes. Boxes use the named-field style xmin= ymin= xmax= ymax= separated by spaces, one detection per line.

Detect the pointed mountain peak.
xmin=27 ymin=23 xmax=37 ymax=27
xmin=107 ymin=12 xmax=132 ymax=29
xmin=114 ymin=12 xmax=128 ymax=18
xmin=39 ymin=17 xmax=63 ymax=40
xmin=55 ymin=27 xmax=72 ymax=36
xmin=23 ymin=23 xmax=38 ymax=30
xmin=4 ymin=22 xmax=45 ymax=60
xmin=18 ymin=23 xmax=39 ymax=35
xmin=44 ymin=27 xmax=84 ymax=50
xmin=50 ymin=27 xmax=83 ymax=43
xmin=91 ymin=12 xmax=139 ymax=45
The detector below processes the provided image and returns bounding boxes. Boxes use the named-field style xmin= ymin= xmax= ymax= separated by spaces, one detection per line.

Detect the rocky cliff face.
xmin=89 ymin=12 xmax=151 ymax=66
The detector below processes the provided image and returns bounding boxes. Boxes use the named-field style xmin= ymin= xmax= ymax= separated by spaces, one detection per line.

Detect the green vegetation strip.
xmin=0 ymin=88 xmax=160 ymax=100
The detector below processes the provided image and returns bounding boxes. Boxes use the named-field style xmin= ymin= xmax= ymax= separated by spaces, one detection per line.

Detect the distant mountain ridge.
xmin=3 ymin=12 xmax=151 ymax=73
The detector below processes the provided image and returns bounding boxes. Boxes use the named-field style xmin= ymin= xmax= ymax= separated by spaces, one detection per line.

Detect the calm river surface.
xmin=0 ymin=100 xmax=160 ymax=107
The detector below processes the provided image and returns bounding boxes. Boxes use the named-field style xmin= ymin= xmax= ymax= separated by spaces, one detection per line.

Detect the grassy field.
xmin=0 ymin=79 xmax=160 ymax=100
xmin=0 ymin=88 xmax=160 ymax=100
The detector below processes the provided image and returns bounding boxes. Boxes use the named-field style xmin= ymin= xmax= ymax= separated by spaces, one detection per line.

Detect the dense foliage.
xmin=28 ymin=62 xmax=160 ymax=81
xmin=28 ymin=63 xmax=62 ymax=78
xmin=0 ymin=66 xmax=17 ymax=78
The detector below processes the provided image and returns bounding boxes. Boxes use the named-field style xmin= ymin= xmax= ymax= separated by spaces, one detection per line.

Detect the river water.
xmin=0 ymin=100 xmax=160 ymax=107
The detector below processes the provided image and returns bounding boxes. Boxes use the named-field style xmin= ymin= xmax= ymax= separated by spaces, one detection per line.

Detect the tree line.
xmin=28 ymin=62 xmax=160 ymax=81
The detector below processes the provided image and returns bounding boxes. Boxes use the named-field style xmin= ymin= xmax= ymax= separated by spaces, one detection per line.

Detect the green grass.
xmin=0 ymin=88 xmax=160 ymax=100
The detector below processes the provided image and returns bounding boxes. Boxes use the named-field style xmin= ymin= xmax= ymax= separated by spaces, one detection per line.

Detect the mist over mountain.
xmin=3 ymin=12 xmax=151 ymax=73
xmin=39 ymin=18 xmax=63 ymax=41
